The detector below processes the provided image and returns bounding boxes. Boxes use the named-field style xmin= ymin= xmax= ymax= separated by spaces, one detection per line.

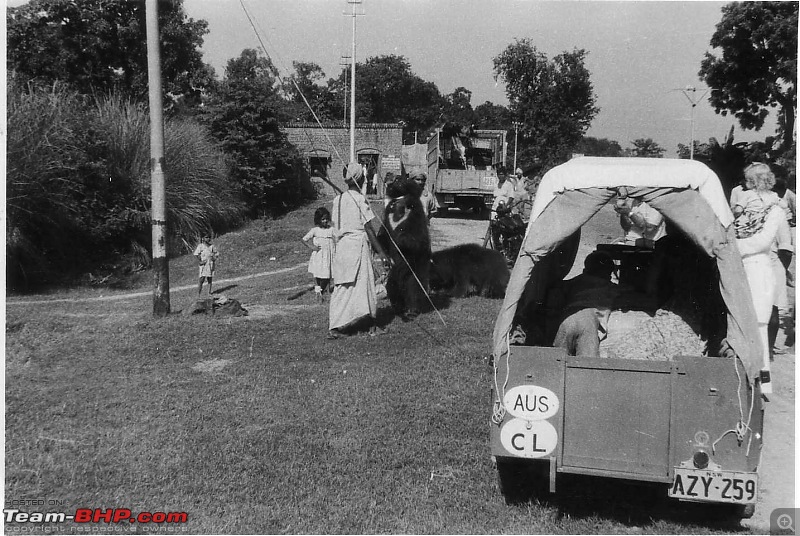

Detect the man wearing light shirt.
xmin=491 ymin=169 xmax=519 ymax=219
xmin=410 ymin=171 xmax=436 ymax=221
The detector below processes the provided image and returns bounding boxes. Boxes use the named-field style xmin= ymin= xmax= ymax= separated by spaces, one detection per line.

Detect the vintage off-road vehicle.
xmin=490 ymin=157 xmax=767 ymax=518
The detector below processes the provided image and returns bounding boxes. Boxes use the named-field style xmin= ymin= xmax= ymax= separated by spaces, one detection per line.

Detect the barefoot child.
xmin=302 ymin=207 xmax=335 ymax=303
xmin=194 ymin=234 xmax=219 ymax=296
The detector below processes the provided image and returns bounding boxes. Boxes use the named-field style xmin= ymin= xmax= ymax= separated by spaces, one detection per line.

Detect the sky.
xmin=184 ymin=0 xmax=783 ymax=158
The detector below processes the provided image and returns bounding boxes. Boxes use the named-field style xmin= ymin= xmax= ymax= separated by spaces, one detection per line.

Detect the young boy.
xmin=194 ymin=234 xmax=219 ymax=296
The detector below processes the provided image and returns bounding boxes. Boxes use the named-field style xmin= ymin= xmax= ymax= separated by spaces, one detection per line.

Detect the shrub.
xmin=7 ymin=79 xmax=89 ymax=288
xmin=6 ymin=79 xmax=247 ymax=291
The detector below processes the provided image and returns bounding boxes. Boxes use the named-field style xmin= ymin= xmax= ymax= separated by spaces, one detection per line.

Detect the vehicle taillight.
xmin=693 ymin=450 xmax=710 ymax=469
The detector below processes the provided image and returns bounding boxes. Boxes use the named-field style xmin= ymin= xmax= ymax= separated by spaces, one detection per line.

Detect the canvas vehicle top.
xmin=489 ymin=156 xmax=766 ymax=517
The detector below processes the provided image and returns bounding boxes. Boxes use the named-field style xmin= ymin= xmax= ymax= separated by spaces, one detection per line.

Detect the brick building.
xmin=282 ymin=122 xmax=403 ymax=197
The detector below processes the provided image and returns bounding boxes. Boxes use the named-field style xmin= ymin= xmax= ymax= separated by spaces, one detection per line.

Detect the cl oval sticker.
xmin=500 ymin=418 xmax=558 ymax=458
xmin=503 ymin=385 xmax=560 ymax=420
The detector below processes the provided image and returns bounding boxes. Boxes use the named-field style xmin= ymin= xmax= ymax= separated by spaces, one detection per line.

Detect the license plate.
xmin=669 ymin=468 xmax=757 ymax=504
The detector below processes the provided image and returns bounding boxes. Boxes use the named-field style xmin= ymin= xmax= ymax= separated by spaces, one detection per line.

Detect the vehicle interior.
xmin=511 ymin=220 xmax=730 ymax=361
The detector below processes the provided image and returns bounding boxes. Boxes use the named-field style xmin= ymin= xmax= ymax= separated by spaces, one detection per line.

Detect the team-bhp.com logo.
xmin=4 ymin=508 xmax=188 ymax=525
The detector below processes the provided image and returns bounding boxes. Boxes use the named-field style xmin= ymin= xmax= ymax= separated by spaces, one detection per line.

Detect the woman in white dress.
xmin=327 ymin=163 xmax=388 ymax=339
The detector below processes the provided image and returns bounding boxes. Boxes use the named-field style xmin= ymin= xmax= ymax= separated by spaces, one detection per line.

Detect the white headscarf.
xmin=345 ymin=162 xmax=364 ymax=187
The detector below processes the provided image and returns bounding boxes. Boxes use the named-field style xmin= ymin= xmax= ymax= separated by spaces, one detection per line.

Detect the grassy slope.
xmin=5 ymin=200 xmax=746 ymax=534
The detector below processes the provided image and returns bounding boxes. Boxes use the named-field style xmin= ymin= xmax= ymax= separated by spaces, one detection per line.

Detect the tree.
xmin=473 ymin=101 xmax=511 ymax=130
xmin=699 ymin=2 xmax=798 ymax=153
xmin=284 ymin=61 xmax=337 ymax=122
xmin=576 ymin=137 xmax=623 ymax=157
xmin=630 ymin=138 xmax=665 ymax=158
xmin=329 ymin=55 xmax=446 ymax=143
xmin=493 ymin=39 xmax=599 ymax=169
xmin=677 ymin=140 xmax=713 ymax=160
xmin=203 ymin=49 xmax=306 ymax=216
xmin=7 ymin=0 xmax=212 ymax=107
xmin=442 ymin=87 xmax=476 ymax=127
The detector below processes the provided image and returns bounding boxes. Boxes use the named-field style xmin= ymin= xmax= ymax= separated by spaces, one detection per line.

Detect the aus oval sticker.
xmin=503 ymin=385 xmax=559 ymax=420
xmin=500 ymin=418 xmax=558 ymax=458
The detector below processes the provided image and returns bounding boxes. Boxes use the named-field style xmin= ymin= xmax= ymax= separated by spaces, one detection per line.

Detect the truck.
xmin=490 ymin=157 xmax=766 ymax=518
xmin=426 ymin=124 xmax=507 ymax=214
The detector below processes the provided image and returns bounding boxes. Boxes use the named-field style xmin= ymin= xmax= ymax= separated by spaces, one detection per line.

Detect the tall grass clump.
xmin=6 ymin=79 xmax=247 ymax=291
xmin=90 ymin=93 xmax=248 ymax=255
xmin=7 ymin=79 xmax=89 ymax=289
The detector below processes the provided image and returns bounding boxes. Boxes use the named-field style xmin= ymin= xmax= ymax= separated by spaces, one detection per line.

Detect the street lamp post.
xmin=340 ymin=55 xmax=351 ymax=124
xmin=512 ymin=121 xmax=523 ymax=171
xmin=680 ymin=86 xmax=708 ymax=160
xmin=145 ymin=0 xmax=170 ymax=317
xmin=344 ymin=0 xmax=363 ymax=162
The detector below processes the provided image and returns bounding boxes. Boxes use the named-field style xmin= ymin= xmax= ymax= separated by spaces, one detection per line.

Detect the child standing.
xmin=194 ymin=234 xmax=220 ymax=296
xmin=731 ymin=163 xmax=780 ymax=239
xmin=302 ymin=207 xmax=335 ymax=303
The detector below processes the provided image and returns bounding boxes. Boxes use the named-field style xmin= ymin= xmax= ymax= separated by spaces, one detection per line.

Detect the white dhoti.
xmin=328 ymin=231 xmax=377 ymax=330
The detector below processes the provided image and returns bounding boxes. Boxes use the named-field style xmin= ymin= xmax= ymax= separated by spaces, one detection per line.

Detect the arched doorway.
xmin=357 ymin=149 xmax=380 ymax=196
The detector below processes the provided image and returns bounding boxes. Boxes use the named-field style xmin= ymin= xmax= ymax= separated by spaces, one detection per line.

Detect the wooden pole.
xmin=145 ymin=0 xmax=170 ymax=317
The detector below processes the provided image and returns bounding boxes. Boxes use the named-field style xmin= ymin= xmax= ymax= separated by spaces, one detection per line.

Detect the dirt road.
xmin=430 ymin=207 xmax=795 ymax=530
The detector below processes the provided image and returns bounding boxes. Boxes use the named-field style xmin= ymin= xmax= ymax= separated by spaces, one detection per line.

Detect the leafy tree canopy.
xmin=575 ymin=137 xmax=624 ymax=157
xmin=329 ymin=55 xmax=447 ymax=143
xmin=284 ymin=61 xmax=338 ymax=122
xmin=699 ymin=2 xmax=798 ymax=152
xmin=203 ymin=49 xmax=304 ymax=216
xmin=472 ymin=101 xmax=511 ymax=130
xmin=442 ymin=87 xmax=476 ymax=128
xmin=630 ymin=138 xmax=665 ymax=158
xmin=493 ymin=39 xmax=599 ymax=169
xmin=7 ymin=0 xmax=213 ymax=109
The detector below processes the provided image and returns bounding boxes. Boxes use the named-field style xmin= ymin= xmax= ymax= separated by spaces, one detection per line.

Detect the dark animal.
xmin=380 ymin=177 xmax=432 ymax=318
xmin=430 ymin=244 xmax=510 ymax=298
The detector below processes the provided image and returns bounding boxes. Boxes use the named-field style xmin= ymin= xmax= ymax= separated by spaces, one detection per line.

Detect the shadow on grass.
xmin=212 ymin=284 xmax=238 ymax=294
xmin=498 ymin=463 xmax=750 ymax=533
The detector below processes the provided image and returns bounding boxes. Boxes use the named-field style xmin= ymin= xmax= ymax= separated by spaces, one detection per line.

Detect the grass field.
xmin=5 ymin=200 xmax=757 ymax=534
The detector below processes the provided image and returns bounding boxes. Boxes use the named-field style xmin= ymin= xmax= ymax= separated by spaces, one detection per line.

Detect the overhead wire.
xmin=237 ymin=0 xmax=446 ymax=326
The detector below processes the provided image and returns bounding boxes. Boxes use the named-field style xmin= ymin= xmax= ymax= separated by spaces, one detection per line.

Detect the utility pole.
xmin=145 ymin=0 xmax=170 ymax=317
xmin=512 ymin=121 xmax=523 ymax=171
xmin=340 ymin=55 xmax=350 ymax=124
xmin=345 ymin=0 xmax=363 ymax=163
xmin=680 ymin=86 xmax=708 ymax=160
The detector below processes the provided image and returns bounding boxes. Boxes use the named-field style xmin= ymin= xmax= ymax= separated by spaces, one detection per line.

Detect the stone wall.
xmin=283 ymin=123 xmax=403 ymax=197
